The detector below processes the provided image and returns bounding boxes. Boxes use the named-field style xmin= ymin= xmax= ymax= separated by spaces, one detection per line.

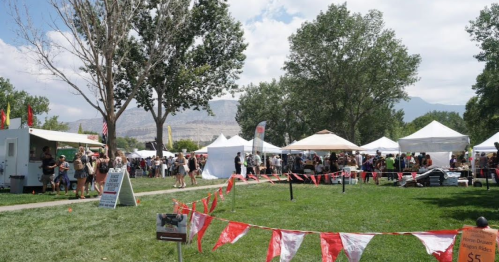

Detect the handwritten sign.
xmin=458 ymin=227 xmax=497 ymax=262
xmin=99 ymin=168 xmax=136 ymax=209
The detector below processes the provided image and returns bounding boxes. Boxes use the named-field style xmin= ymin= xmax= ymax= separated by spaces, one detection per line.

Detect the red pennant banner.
xmin=189 ymin=212 xmax=214 ymax=253
xmin=303 ymin=174 xmax=309 ymax=180
xmin=218 ymin=188 xmax=224 ymax=201
xmin=266 ymin=230 xmax=282 ymax=262
xmin=173 ymin=202 xmax=180 ymax=214
xmin=27 ymin=105 xmax=33 ymax=127
xmin=248 ymin=174 xmax=260 ymax=182
xmin=189 ymin=201 xmax=197 ymax=223
xmin=317 ymin=175 xmax=322 ymax=184
xmin=320 ymin=233 xmax=343 ymax=262
xmin=480 ymin=169 xmax=484 ymax=176
xmin=397 ymin=173 xmax=403 ymax=180
xmin=226 ymin=177 xmax=234 ymax=195
xmin=201 ymin=198 xmax=209 ymax=214
xmin=293 ymin=174 xmax=304 ymax=181
xmin=495 ymin=169 xmax=499 ymax=176
xmin=412 ymin=230 xmax=458 ymax=262
xmin=212 ymin=222 xmax=250 ymax=251
xmin=207 ymin=193 xmax=211 ymax=205
xmin=311 ymin=175 xmax=318 ymax=187
xmin=181 ymin=204 xmax=190 ymax=215
xmin=233 ymin=174 xmax=247 ymax=182
xmin=197 ymin=215 xmax=214 ymax=253
xmin=411 ymin=172 xmax=417 ymax=180
xmin=361 ymin=172 xmax=367 ymax=180
xmin=372 ymin=172 xmax=377 ymax=180
xmin=340 ymin=233 xmax=375 ymax=262
xmin=261 ymin=175 xmax=274 ymax=184
xmin=209 ymin=193 xmax=218 ymax=213
xmin=272 ymin=174 xmax=281 ymax=181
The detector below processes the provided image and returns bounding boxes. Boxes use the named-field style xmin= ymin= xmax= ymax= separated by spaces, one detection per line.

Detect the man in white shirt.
xmin=355 ymin=151 xmax=363 ymax=170
xmin=273 ymin=155 xmax=282 ymax=175
xmin=254 ymin=151 xmax=262 ymax=177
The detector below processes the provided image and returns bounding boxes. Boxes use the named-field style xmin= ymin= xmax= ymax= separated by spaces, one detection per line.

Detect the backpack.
xmin=74 ymin=158 xmax=84 ymax=171
xmin=98 ymin=159 xmax=109 ymax=173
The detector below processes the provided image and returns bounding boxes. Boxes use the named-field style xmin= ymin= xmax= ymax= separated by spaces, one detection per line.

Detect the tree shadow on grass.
xmin=415 ymin=190 xmax=499 ymax=221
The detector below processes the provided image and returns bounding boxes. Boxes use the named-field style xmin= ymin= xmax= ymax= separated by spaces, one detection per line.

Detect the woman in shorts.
xmin=95 ymin=152 xmax=110 ymax=197
xmin=188 ymin=152 xmax=198 ymax=185
xmin=175 ymin=153 xmax=187 ymax=188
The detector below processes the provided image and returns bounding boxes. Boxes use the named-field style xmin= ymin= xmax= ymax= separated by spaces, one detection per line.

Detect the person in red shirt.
xmin=140 ymin=158 xmax=146 ymax=176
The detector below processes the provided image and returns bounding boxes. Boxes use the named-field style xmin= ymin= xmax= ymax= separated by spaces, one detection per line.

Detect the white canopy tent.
xmin=248 ymin=139 xmax=282 ymax=154
xmin=398 ymin=121 xmax=469 ymax=152
xmin=195 ymin=133 xmax=227 ymax=154
xmin=281 ymin=130 xmax=364 ymax=151
xmin=202 ymin=145 xmax=245 ymax=179
xmin=473 ymin=132 xmax=499 ymax=152
xmin=361 ymin=136 xmax=399 ymax=155
xmin=135 ymin=150 xmax=175 ymax=158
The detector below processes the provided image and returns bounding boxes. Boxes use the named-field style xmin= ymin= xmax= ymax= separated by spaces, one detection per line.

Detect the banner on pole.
xmin=252 ymin=121 xmax=266 ymax=155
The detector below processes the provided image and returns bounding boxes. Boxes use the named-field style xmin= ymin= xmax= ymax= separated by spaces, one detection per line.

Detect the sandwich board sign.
xmin=99 ymin=168 xmax=137 ymax=209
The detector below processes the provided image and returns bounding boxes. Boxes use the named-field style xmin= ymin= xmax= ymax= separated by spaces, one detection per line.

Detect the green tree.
xmin=123 ymin=0 xmax=247 ymax=158
xmin=172 ymin=139 xmax=199 ymax=153
xmin=464 ymin=4 xmax=499 ymax=144
xmin=12 ymin=0 xmax=188 ymax=163
xmin=236 ymin=79 xmax=309 ymax=146
xmin=78 ymin=124 xmax=83 ymax=134
xmin=0 ymin=77 xmax=50 ymax=127
xmin=116 ymin=136 xmax=145 ymax=151
xmin=284 ymin=3 xmax=420 ymax=143
xmin=357 ymin=106 xmax=405 ymax=145
xmin=40 ymin=116 xmax=69 ymax=131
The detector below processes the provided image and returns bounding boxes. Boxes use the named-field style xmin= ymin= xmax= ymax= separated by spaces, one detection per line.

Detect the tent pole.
xmin=288 ymin=172 xmax=294 ymax=201
xmin=231 ymin=176 xmax=236 ymax=212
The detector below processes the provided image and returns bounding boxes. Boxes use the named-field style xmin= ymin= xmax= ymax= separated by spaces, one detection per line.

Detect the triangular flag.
xmin=207 ymin=193 xmax=211 ymax=204
xmin=311 ymin=175 xmax=318 ymax=187
xmin=280 ymin=230 xmax=306 ymax=262
xmin=397 ymin=172 xmax=403 ymax=180
xmin=372 ymin=172 xmax=377 ymax=180
xmin=411 ymin=172 xmax=417 ymax=180
xmin=413 ymin=230 xmax=457 ymax=262
xmin=317 ymin=175 xmax=322 ymax=184
xmin=261 ymin=174 xmax=274 ymax=184
xmin=218 ymin=187 xmax=225 ymax=201
xmin=303 ymin=174 xmax=309 ymax=179
xmin=212 ymin=222 xmax=250 ymax=251
xmin=189 ymin=212 xmax=214 ymax=253
xmin=480 ymin=168 xmax=484 ymax=176
xmin=248 ymin=174 xmax=260 ymax=182
xmin=340 ymin=233 xmax=375 ymax=262
xmin=320 ymin=233 xmax=343 ymax=262
xmin=6 ymin=102 xmax=10 ymax=126
xmin=27 ymin=104 xmax=33 ymax=127
xmin=226 ymin=177 xmax=234 ymax=195
xmin=266 ymin=230 xmax=282 ymax=262
xmin=272 ymin=174 xmax=281 ymax=181
xmin=189 ymin=202 xmax=197 ymax=223
xmin=234 ymin=174 xmax=247 ymax=182
xmin=209 ymin=193 xmax=218 ymax=213
xmin=201 ymin=198 xmax=209 ymax=214
xmin=361 ymin=172 xmax=366 ymax=181
xmin=292 ymin=174 xmax=304 ymax=181
xmin=181 ymin=204 xmax=190 ymax=215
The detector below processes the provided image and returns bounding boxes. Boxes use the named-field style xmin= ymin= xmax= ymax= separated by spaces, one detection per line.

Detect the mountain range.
xmin=67 ymin=97 xmax=465 ymax=142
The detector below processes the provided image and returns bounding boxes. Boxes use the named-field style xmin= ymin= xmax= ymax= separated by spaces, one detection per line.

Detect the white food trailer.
xmin=0 ymin=127 xmax=103 ymax=192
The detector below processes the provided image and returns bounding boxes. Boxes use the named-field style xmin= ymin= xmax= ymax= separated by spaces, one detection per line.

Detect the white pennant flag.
xmin=280 ymin=231 xmax=306 ymax=262
xmin=340 ymin=233 xmax=375 ymax=262
xmin=189 ymin=212 xmax=207 ymax=242
xmin=412 ymin=232 xmax=456 ymax=257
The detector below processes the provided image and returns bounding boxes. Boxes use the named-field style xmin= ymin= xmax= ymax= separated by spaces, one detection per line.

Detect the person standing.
xmin=254 ymin=151 xmax=262 ymax=177
xmin=73 ymin=148 xmax=89 ymax=199
xmin=95 ymin=152 xmax=110 ymax=197
xmin=55 ymin=155 xmax=70 ymax=195
xmin=84 ymin=150 xmax=95 ymax=196
xmin=274 ymin=155 xmax=282 ymax=176
xmin=246 ymin=153 xmax=255 ymax=177
xmin=188 ymin=152 xmax=198 ymax=185
xmin=174 ymin=153 xmax=187 ymax=188
xmin=154 ymin=156 xmax=161 ymax=178
xmin=39 ymin=147 xmax=56 ymax=194
xmin=385 ymin=154 xmax=395 ymax=181
xmin=234 ymin=152 xmax=242 ymax=175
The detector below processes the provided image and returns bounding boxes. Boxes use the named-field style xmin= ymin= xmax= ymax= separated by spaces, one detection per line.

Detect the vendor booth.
xmin=472 ymin=132 xmax=499 ymax=179
xmin=361 ymin=136 xmax=399 ymax=155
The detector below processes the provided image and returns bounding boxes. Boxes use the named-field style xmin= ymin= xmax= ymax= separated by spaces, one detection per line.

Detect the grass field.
xmin=0 ymin=176 xmax=224 ymax=206
xmin=0 ymin=181 xmax=498 ymax=261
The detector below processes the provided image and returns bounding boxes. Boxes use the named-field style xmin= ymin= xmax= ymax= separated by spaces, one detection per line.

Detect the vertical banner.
xmin=168 ymin=125 xmax=173 ymax=149
xmin=27 ymin=105 xmax=33 ymax=127
xmin=252 ymin=121 xmax=267 ymax=155
xmin=6 ymin=102 xmax=10 ymax=126
xmin=1 ymin=109 xmax=5 ymax=129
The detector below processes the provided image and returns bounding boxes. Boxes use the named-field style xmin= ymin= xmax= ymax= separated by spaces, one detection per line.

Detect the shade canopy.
xmin=473 ymin=132 xmax=499 ymax=152
xmin=281 ymin=130 xmax=364 ymax=151
xmin=29 ymin=128 xmax=103 ymax=147
xmin=361 ymin=136 xmax=399 ymax=155
xmin=398 ymin=121 xmax=469 ymax=152
xmin=195 ymin=133 xmax=227 ymax=153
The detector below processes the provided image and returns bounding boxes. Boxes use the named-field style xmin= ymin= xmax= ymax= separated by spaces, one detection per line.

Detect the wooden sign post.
xmin=99 ymin=168 xmax=137 ymax=209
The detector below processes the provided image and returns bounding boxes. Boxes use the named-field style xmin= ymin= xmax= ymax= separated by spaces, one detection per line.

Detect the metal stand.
xmin=177 ymin=242 xmax=183 ymax=262
xmin=485 ymin=169 xmax=490 ymax=190
xmin=288 ymin=173 xmax=294 ymax=201
xmin=231 ymin=177 xmax=236 ymax=212
xmin=342 ymin=172 xmax=345 ymax=193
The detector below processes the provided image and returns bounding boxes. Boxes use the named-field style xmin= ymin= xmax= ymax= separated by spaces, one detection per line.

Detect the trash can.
xmin=9 ymin=175 xmax=25 ymax=194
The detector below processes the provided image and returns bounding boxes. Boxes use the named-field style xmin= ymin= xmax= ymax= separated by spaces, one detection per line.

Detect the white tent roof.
xmin=135 ymin=150 xmax=174 ymax=158
xmin=195 ymin=133 xmax=227 ymax=153
xmin=281 ymin=130 xmax=364 ymax=151
xmin=398 ymin=121 xmax=469 ymax=152
xmin=473 ymin=132 xmax=499 ymax=152
xmin=361 ymin=136 xmax=399 ymax=155
xmin=29 ymin=128 xmax=103 ymax=146
xmin=248 ymin=139 xmax=282 ymax=154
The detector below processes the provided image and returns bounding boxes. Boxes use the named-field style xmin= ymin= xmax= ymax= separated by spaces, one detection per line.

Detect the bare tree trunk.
xmin=156 ymin=121 xmax=164 ymax=157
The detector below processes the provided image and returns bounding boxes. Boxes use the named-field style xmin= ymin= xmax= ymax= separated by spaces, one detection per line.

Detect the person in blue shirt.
xmin=55 ymin=155 xmax=70 ymax=195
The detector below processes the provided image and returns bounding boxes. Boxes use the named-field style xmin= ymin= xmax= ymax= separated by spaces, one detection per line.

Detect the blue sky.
xmin=0 ymin=0 xmax=494 ymax=122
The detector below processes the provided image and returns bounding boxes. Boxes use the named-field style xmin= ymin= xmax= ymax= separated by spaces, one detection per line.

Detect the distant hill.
xmin=67 ymin=97 xmax=465 ymax=142
xmin=394 ymin=97 xmax=465 ymax=122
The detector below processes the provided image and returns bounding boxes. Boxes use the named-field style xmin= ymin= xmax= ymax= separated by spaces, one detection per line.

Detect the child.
xmin=55 ymin=155 xmax=70 ymax=195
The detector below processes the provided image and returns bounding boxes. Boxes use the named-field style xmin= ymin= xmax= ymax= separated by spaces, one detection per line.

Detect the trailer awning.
xmin=29 ymin=128 xmax=103 ymax=146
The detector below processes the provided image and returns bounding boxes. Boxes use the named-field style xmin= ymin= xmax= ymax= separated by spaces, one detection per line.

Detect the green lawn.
xmin=0 ymin=176 xmax=225 ymax=206
xmin=0 ymin=181 xmax=498 ymax=261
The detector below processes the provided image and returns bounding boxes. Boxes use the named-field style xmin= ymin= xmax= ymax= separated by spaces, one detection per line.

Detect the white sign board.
xmin=99 ymin=168 xmax=137 ymax=209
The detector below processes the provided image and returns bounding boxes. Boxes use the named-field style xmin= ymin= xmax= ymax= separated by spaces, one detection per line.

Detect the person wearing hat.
xmin=234 ymin=152 xmax=242 ymax=175
xmin=84 ymin=149 xmax=95 ymax=195
xmin=55 ymin=155 xmax=70 ymax=195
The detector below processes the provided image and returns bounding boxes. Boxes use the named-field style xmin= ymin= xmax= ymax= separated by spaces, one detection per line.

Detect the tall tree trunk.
xmin=156 ymin=121 xmax=164 ymax=157
xmin=107 ymin=113 xmax=117 ymax=167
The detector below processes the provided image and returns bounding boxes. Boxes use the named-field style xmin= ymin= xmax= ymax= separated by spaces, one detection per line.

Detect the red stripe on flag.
xmin=102 ymin=118 xmax=108 ymax=135
xmin=261 ymin=175 xmax=274 ymax=184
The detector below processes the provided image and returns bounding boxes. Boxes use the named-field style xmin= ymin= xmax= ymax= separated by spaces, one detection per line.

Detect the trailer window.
xmin=8 ymin=143 xmax=14 ymax=157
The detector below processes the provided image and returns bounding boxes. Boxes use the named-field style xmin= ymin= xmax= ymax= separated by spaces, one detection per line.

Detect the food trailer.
xmin=0 ymin=127 xmax=103 ymax=192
